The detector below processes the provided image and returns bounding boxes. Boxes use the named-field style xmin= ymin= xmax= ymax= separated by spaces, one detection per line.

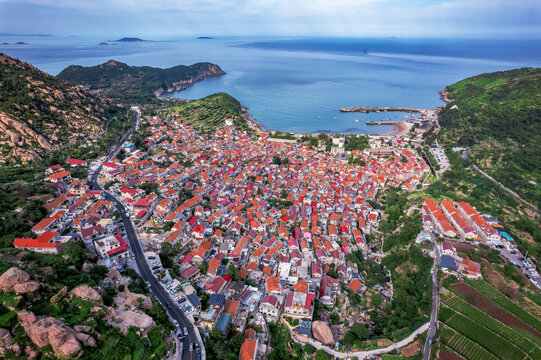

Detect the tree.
xmin=315 ymin=349 xmax=330 ymax=360
xmin=228 ymin=264 xmax=240 ymax=281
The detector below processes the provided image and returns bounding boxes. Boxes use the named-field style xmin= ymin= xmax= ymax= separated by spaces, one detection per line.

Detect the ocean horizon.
xmin=2 ymin=36 xmax=540 ymax=134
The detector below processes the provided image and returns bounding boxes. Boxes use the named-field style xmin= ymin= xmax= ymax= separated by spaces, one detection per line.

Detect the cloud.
xmin=0 ymin=0 xmax=539 ymax=37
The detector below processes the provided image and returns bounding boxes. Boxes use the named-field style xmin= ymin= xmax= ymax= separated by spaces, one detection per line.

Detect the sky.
xmin=0 ymin=0 xmax=540 ymax=38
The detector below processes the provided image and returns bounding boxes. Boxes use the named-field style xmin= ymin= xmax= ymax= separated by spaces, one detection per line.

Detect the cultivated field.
xmin=439 ymin=325 xmax=498 ymax=360
xmin=442 ymin=291 xmax=541 ymax=358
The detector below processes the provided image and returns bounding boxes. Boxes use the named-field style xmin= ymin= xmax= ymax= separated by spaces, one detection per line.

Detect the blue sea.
xmin=1 ymin=36 xmax=540 ymax=134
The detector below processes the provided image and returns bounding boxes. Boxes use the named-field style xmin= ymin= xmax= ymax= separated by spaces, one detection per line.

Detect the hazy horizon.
xmin=0 ymin=0 xmax=539 ymax=39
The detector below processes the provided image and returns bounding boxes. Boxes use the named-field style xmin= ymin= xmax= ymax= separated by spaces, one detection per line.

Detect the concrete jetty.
xmin=340 ymin=107 xmax=425 ymax=113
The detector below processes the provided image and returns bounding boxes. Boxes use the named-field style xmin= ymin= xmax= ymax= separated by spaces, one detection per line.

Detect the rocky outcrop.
xmin=0 ymin=328 xmax=20 ymax=356
xmin=312 ymin=321 xmax=334 ymax=345
xmin=70 ymin=285 xmax=102 ymax=303
xmin=105 ymin=308 xmax=155 ymax=335
xmin=17 ymin=311 xmax=96 ymax=357
xmin=0 ymin=267 xmax=30 ymax=291
xmin=13 ymin=281 xmax=40 ymax=294
xmin=114 ymin=290 xmax=152 ymax=310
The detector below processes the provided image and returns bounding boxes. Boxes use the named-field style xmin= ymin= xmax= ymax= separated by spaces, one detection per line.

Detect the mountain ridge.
xmin=57 ymin=60 xmax=225 ymax=103
xmin=0 ymin=53 xmax=125 ymax=164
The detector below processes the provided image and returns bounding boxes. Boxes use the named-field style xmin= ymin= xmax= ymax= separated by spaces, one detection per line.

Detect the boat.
xmin=354 ymin=119 xmax=359 ymax=123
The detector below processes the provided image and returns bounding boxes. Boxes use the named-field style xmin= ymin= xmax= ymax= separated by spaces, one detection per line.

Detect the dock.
xmin=366 ymin=121 xmax=403 ymax=126
xmin=340 ymin=106 xmax=425 ymax=113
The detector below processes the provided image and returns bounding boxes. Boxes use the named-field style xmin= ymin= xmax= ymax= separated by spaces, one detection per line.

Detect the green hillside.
xmin=438 ymin=67 xmax=541 ymax=208
xmin=58 ymin=60 xmax=225 ymax=103
xmin=164 ymin=92 xmax=254 ymax=135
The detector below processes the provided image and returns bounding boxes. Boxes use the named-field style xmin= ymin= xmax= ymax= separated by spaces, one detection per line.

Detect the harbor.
xmin=340 ymin=106 xmax=426 ymax=113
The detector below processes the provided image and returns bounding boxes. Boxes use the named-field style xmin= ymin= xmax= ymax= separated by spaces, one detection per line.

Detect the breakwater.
xmin=340 ymin=107 xmax=425 ymax=113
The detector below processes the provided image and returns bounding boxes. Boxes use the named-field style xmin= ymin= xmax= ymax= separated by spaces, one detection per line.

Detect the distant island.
xmin=197 ymin=36 xmax=214 ymax=39
xmin=58 ymin=60 xmax=225 ymax=103
xmin=115 ymin=37 xmax=147 ymax=42
xmin=0 ymin=42 xmax=28 ymax=45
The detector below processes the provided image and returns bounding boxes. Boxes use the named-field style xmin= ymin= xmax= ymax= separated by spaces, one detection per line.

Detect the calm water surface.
xmin=2 ymin=36 xmax=539 ymax=134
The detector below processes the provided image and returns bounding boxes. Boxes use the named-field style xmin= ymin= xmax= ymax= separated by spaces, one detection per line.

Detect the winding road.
xmin=90 ymin=110 xmax=202 ymax=360
xmin=423 ymin=241 xmax=441 ymax=360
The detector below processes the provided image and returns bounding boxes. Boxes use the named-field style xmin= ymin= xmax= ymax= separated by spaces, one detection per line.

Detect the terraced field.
xmin=439 ymin=325 xmax=498 ymax=360
xmin=441 ymin=305 xmax=529 ymax=360
xmin=442 ymin=292 xmax=541 ymax=359
xmin=463 ymin=280 xmax=541 ymax=333
xmin=165 ymin=92 xmax=254 ymax=135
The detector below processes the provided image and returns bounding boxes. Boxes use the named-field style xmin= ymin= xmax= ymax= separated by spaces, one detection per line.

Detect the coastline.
xmin=163 ymin=91 xmax=419 ymax=139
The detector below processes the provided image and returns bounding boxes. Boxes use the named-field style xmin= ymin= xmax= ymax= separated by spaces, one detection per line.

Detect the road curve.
xmin=291 ymin=322 xmax=429 ymax=359
xmin=90 ymin=111 xmax=201 ymax=360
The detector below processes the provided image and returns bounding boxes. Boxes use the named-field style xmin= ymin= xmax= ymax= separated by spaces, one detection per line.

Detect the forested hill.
xmin=438 ymin=67 xmax=541 ymax=208
xmin=0 ymin=53 xmax=125 ymax=165
xmin=58 ymin=60 xmax=225 ymax=103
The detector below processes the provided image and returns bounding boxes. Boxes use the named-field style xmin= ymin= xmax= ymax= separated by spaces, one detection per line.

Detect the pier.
xmin=366 ymin=121 xmax=404 ymax=125
xmin=340 ymin=106 xmax=425 ymax=113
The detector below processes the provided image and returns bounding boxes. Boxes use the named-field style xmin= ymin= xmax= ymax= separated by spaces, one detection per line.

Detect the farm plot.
xmin=454 ymin=280 xmax=541 ymax=335
xmin=441 ymin=304 xmax=529 ymax=360
xmin=439 ymin=325 xmax=498 ymax=360
xmin=443 ymin=292 xmax=541 ymax=358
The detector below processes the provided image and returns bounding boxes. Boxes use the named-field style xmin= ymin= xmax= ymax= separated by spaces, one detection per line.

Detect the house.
xmin=319 ymin=275 xmax=339 ymax=306
xmin=266 ymin=276 xmax=282 ymax=294
xmin=94 ymin=234 xmax=129 ymax=267
xmin=14 ymin=232 xmax=62 ymax=255
xmin=441 ymin=255 xmax=457 ymax=273
xmin=65 ymin=158 xmax=87 ymax=167
xmin=239 ymin=334 xmax=258 ymax=360
xmin=259 ymin=295 xmax=281 ymax=320
xmin=283 ymin=291 xmax=315 ymax=319
xmin=442 ymin=241 xmax=456 ymax=256
xmin=457 ymin=258 xmax=482 ymax=279
xmin=47 ymin=171 xmax=71 ymax=183
xmin=80 ymin=224 xmax=106 ymax=249
xmin=215 ymin=312 xmax=231 ymax=337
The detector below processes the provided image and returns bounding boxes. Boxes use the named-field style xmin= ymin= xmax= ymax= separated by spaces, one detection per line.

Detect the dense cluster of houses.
xmin=90 ymin=116 xmax=429 ymax=355
xmin=13 ymin=115 xmax=431 ymax=359
xmin=14 ymin=161 xmax=130 ymax=269
xmin=421 ymin=199 xmax=509 ymax=246
xmin=419 ymin=198 xmax=520 ymax=279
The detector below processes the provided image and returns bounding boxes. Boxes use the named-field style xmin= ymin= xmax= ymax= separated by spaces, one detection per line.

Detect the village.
xmin=10 ymin=112 xmax=539 ymax=360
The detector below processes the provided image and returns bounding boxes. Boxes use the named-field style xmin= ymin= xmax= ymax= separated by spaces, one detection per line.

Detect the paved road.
xmin=90 ymin=110 xmax=201 ymax=360
xmin=423 ymin=242 xmax=441 ymax=360
xmin=462 ymin=151 xmax=539 ymax=214
xmin=292 ymin=323 xmax=429 ymax=359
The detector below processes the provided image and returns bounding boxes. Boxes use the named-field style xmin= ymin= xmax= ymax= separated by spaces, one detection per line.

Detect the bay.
xmin=2 ymin=36 xmax=539 ymax=134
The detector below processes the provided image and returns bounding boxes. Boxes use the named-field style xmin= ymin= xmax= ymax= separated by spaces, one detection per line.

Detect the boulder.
xmin=17 ymin=311 xmax=84 ymax=357
xmin=82 ymin=263 xmax=93 ymax=274
xmin=312 ymin=321 xmax=335 ymax=345
xmin=13 ymin=281 xmax=40 ymax=294
xmin=25 ymin=345 xmax=36 ymax=358
xmin=70 ymin=285 xmax=102 ymax=303
xmin=0 ymin=267 xmax=30 ymax=291
xmin=73 ymin=325 xmax=91 ymax=333
xmin=75 ymin=332 xmax=96 ymax=347
xmin=114 ymin=290 xmax=152 ymax=310
xmin=0 ymin=328 xmax=13 ymax=347
xmin=107 ymin=309 xmax=155 ymax=335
